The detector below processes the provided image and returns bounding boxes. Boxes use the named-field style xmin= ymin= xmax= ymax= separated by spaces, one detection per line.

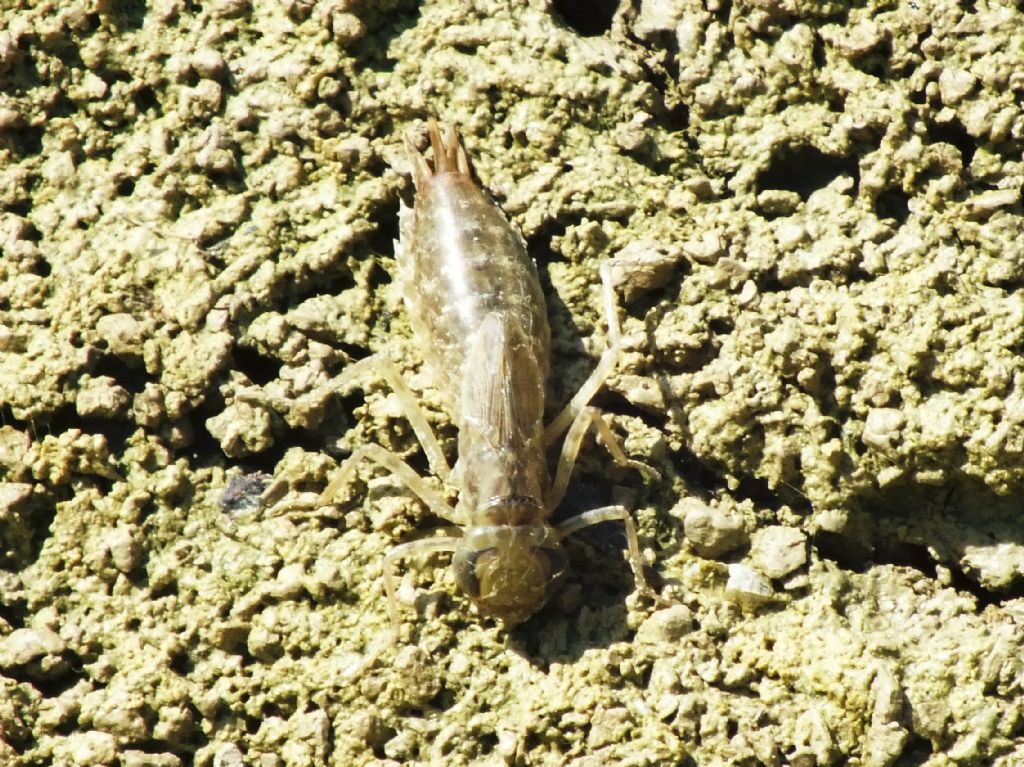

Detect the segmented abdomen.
xmin=398 ymin=159 xmax=551 ymax=420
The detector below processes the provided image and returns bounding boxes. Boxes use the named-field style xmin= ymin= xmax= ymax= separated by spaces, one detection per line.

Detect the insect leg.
xmin=546 ymin=405 xmax=659 ymax=510
xmin=335 ymin=354 xmax=451 ymax=481
xmin=585 ymin=409 xmax=661 ymax=482
xmin=383 ymin=535 xmax=460 ymax=627
xmin=555 ymin=504 xmax=657 ymax=600
xmin=543 ymin=262 xmax=623 ymax=446
xmin=320 ymin=442 xmax=460 ymax=525
xmin=234 ymin=353 xmax=450 ymax=481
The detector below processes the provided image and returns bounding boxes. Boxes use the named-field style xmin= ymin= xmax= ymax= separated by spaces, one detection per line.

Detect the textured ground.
xmin=1 ymin=0 xmax=1023 ymax=765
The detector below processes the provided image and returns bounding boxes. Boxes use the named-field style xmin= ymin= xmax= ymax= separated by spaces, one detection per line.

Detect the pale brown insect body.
xmin=401 ymin=124 xmax=550 ymax=508
xmin=256 ymin=119 xmax=655 ymax=626
xmin=399 ymin=124 xmax=562 ymax=624
xmin=322 ymin=122 xmax=654 ymax=626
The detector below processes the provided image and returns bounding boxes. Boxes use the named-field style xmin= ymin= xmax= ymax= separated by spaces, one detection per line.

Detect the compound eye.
xmin=538 ymin=546 xmax=569 ymax=597
xmin=453 ymin=545 xmax=568 ymax=601
xmin=452 ymin=548 xmax=487 ymax=599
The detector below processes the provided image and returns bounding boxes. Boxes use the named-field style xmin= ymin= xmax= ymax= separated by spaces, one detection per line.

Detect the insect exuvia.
xmin=320 ymin=121 xmax=657 ymax=626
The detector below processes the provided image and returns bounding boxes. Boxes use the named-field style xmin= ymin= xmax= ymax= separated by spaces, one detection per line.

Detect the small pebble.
xmin=682 ymin=231 xmax=727 ymax=265
xmin=0 ymin=626 xmax=65 ymax=668
xmin=122 ymin=751 xmax=183 ymax=767
xmin=607 ymin=240 xmax=685 ymax=302
xmin=725 ymin=563 xmax=775 ymax=605
xmin=96 ymin=313 xmax=144 ymax=356
xmin=190 ymin=48 xmax=228 ymax=81
xmin=65 ymin=731 xmax=117 ymax=766
xmin=636 ymin=605 xmax=696 ymax=644
xmin=862 ymin=408 xmax=905 ymax=451
xmin=76 ymin=376 xmax=132 ymax=419
xmin=107 ymin=524 xmax=142 ymax=573
xmin=750 ymin=526 xmax=807 ymax=579
xmin=967 ymin=188 xmax=1019 ymax=218
xmin=213 ymin=743 xmax=245 ymax=767
xmin=679 ymin=498 xmax=748 ymax=558
xmin=938 ymin=68 xmax=976 ymax=105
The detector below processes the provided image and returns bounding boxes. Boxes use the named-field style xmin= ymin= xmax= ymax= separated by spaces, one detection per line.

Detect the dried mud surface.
xmin=1 ymin=1 xmax=1023 ymax=765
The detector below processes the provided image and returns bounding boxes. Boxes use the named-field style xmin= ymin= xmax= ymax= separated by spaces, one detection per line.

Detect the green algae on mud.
xmin=1 ymin=0 xmax=1023 ymax=765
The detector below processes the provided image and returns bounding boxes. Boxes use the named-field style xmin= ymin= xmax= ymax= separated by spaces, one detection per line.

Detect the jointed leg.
xmin=320 ymin=442 xmax=460 ymax=525
xmin=555 ymin=504 xmax=657 ymax=600
xmin=546 ymin=405 xmax=659 ymax=510
xmin=543 ymin=262 xmax=623 ymax=446
xmin=383 ymin=535 xmax=460 ymax=627
xmin=599 ymin=261 xmax=622 ymax=346
xmin=240 ymin=352 xmax=455 ymax=521
xmin=587 ymin=409 xmax=660 ymax=482
xmin=236 ymin=353 xmax=450 ymax=481
xmin=543 ymin=346 xmax=619 ymax=447
xmin=334 ymin=354 xmax=451 ymax=481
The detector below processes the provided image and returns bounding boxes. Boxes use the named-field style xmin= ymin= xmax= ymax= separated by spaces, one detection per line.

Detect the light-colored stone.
xmin=679 ymin=498 xmax=748 ymax=558
xmin=0 ymin=627 xmax=65 ymax=668
xmin=636 ymin=605 xmax=696 ymax=644
xmin=750 ymin=526 xmax=807 ymax=579
xmin=863 ymin=408 xmax=905 ymax=451
xmin=938 ymin=68 xmax=976 ymax=105
xmin=725 ymin=563 xmax=775 ymax=604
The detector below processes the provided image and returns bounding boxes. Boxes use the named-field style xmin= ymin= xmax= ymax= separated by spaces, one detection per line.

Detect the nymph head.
xmin=451 ymin=502 xmax=568 ymax=625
